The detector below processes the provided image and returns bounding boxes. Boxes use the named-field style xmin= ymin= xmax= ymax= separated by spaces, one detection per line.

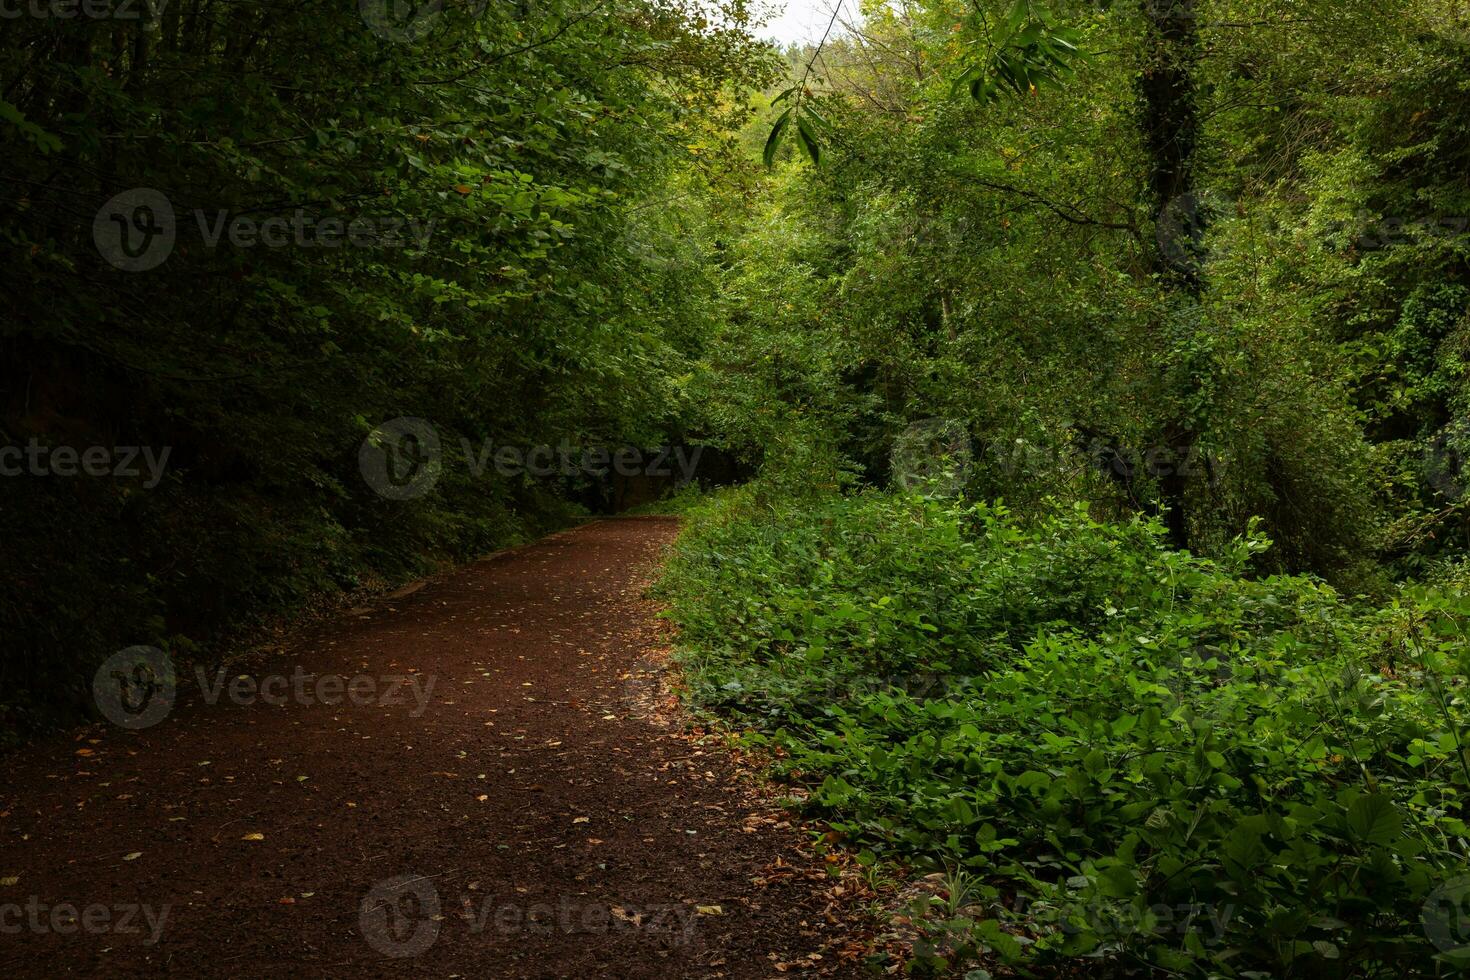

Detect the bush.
xmin=659 ymin=490 xmax=1470 ymax=976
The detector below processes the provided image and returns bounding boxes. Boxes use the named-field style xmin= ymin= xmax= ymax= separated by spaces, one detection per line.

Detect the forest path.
xmin=0 ymin=517 xmax=869 ymax=978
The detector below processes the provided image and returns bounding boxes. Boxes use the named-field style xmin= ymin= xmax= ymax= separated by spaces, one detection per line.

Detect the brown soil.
xmin=0 ymin=517 xmax=873 ymax=978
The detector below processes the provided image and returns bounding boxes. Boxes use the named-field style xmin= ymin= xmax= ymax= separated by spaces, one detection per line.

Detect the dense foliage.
xmin=0 ymin=0 xmax=771 ymax=731
xmin=661 ymin=489 xmax=1470 ymax=975
xmin=651 ymin=13 xmax=1470 ymax=967
xmin=694 ymin=0 xmax=1470 ymax=583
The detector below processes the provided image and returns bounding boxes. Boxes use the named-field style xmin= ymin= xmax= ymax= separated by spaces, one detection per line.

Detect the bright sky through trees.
xmin=758 ymin=0 xmax=844 ymax=45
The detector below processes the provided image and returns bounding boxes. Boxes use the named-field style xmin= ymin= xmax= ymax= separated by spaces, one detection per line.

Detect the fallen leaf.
xmin=697 ymin=904 xmax=723 ymax=916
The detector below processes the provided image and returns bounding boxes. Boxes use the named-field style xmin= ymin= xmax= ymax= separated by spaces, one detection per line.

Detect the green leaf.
xmin=763 ymin=107 xmax=793 ymax=168
xmin=802 ymin=105 xmax=833 ymax=132
xmin=795 ymin=114 xmax=821 ymax=167
xmin=1347 ymin=793 xmax=1402 ymax=845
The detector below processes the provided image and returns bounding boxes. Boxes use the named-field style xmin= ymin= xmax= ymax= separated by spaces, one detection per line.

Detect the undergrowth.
xmin=658 ymin=488 xmax=1470 ymax=977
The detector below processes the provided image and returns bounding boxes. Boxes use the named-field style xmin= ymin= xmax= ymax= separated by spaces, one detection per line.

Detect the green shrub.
xmin=660 ymin=490 xmax=1470 ymax=976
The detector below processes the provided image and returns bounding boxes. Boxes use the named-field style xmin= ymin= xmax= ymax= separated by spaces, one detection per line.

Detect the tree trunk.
xmin=1139 ymin=0 xmax=1204 ymax=550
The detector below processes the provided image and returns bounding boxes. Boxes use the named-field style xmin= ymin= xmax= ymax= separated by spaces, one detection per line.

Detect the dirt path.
xmin=0 ymin=518 xmax=870 ymax=978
